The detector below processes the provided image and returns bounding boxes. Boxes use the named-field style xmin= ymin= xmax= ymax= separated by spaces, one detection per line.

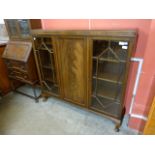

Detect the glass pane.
xmin=91 ymin=97 xmax=122 ymax=118
xmin=34 ymin=37 xmax=53 ymax=50
xmin=34 ymin=37 xmax=59 ymax=96
xmin=93 ymin=40 xmax=128 ymax=62
xmin=91 ymin=39 xmax=129 ymax=118
xmin=18 ymin=19 xmax=30 ymax=37
xmin=6 ymin=20 xmax=18 ymax=36
xmin=93 ymin=60 xmax=126 ymax=84
xmin=92 ymin=79 xmax=122 ymax=102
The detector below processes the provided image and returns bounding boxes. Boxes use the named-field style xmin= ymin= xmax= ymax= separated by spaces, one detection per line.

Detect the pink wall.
xmin=41 ymin=19 xmax=154 ymax=132
xmin=41 ymin=19 xmax=89 ymax=30
xmin=42 ymin=19 xmax=151 ymax=58
xmin=128 ymin=20 xmax=155 ymax=132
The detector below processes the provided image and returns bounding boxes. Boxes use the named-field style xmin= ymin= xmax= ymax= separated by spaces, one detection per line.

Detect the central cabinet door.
xmin=57 ymin=37 xmax=87 ymax=107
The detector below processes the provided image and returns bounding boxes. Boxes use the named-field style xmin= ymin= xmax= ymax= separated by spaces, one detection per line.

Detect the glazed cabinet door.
xmin=33 ymin=36 xmax=60 ymax=97
xmin=89 ymin=37 xmax=135 ymax=119
xmin=57 ymin=37 xmax=88 ymax=107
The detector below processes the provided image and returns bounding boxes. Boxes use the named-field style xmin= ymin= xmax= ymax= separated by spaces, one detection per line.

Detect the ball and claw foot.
xmin=115 ymin=123 xmax=121 ymax=132
xmin=115 ymin=127 xmax=120 ymax=132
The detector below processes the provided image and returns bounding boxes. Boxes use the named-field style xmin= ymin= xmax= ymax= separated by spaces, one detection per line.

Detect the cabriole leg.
xmin=115 ymin=123 xmax=121 ymax=132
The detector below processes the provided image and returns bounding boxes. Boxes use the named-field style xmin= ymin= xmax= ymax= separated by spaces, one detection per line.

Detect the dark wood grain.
xmin=31 ymin=29 xmax=137 ymax=38
xmin=0 ymin=45 xmax=11 ymax=94
xmin=29 ymin=19 xmax=42 ymax=29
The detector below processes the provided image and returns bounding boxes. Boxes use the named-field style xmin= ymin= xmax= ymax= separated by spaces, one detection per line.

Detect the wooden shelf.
xmin=90 ymin=96 xmax=121 ymax=118
xmin=92 ymin=87 xmax=121 ymax=102
xmin=44 ymin=42 xmax=52 ymax=45
xmin=44 ymin=77 xmax=57 ymax=84
xmin=38 ymin=47 xmax=53 ymax=52
xmin=93 ymin=56 xmax=126 ymax=63
xmin=93 ymin=72 xmax=123 ymax=84
xmin=42 ymin=65 xmax=54 ymax=70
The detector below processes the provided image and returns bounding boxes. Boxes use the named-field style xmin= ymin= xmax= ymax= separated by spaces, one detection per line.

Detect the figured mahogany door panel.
xmin=58 ymin=37 xmax=87 ymax=106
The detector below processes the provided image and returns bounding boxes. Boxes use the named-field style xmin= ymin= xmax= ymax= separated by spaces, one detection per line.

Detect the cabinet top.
xmin=31 ymin=29 xmax=137 ymax=38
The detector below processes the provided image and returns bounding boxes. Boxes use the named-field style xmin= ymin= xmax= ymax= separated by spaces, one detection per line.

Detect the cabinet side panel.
xmin=29 ymin=20 xmax=42 ymax=29
xmin=0 ymin=45 xmax=11 ymax=94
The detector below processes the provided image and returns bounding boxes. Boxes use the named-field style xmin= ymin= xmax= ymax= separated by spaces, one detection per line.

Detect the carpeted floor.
xmin=0 ymin=86 xmax=137 ymax=135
